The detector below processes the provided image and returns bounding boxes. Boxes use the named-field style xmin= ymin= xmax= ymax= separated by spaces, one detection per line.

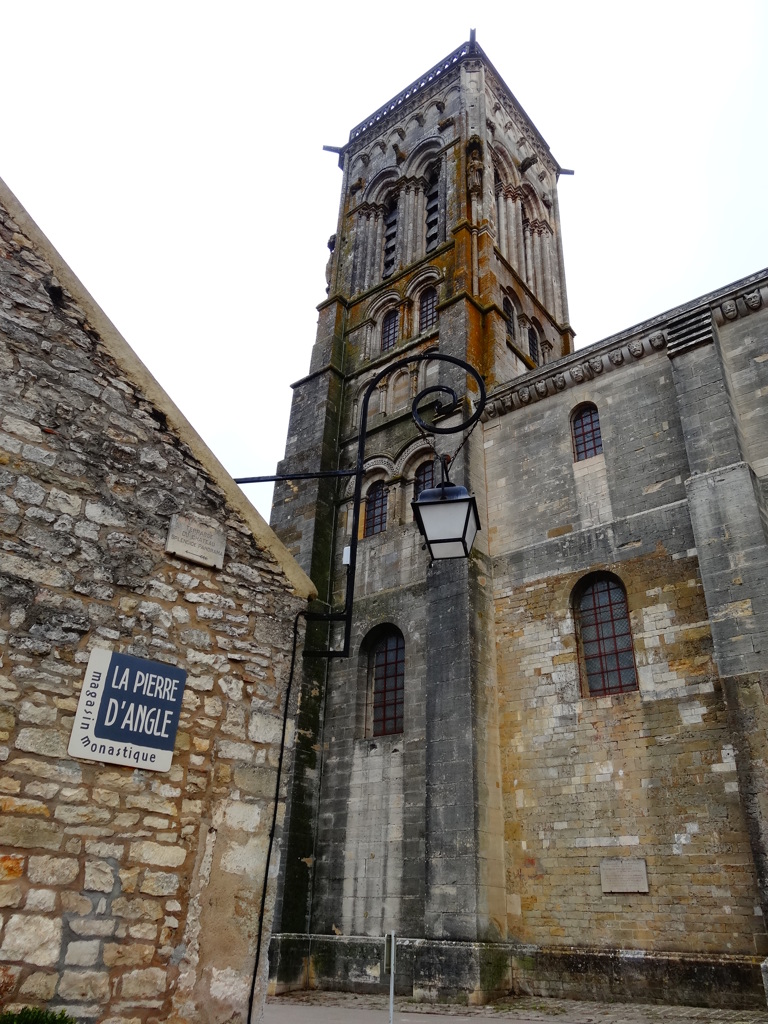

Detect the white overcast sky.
xmin=2 ymin=1 xmax=766 ymax=521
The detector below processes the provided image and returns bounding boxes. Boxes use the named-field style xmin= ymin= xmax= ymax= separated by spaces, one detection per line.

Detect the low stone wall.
xmin=268 ymin=934 xmax=765 ymax=1009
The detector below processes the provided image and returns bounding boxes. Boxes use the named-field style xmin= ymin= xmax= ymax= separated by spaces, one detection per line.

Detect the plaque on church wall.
xmin=600 ymin=858 xmax=649 ymax=894
xmin=165 ymin=514 xmax=226 ymax=569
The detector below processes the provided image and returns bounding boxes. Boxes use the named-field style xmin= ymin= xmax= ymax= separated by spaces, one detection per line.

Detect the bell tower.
xmin=269 ymin=34 xmax=573 ymax=1000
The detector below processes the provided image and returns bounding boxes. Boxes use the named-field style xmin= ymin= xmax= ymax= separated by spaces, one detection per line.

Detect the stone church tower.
xmin=269 ymin=34 xmax=768 ymax=1008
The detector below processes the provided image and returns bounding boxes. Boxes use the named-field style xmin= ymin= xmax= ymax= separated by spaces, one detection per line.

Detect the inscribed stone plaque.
xmin=68 ymin=648 xmax=187 ymax=773
xmin=165 ymin=514 xmax=226 ymax=569
xmin=600 ymin=857 xmax=649 ymax=894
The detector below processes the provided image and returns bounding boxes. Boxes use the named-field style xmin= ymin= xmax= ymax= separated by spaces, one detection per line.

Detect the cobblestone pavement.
xmin=264 ymin=991 xmax=768 ymax=1024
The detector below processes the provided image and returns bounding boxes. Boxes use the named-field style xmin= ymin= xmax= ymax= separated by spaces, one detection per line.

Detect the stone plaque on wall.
xmin=600 ymin=858 xmax=649 ymax=894
xmin=165 ymin=513 xmax=226 ymax=569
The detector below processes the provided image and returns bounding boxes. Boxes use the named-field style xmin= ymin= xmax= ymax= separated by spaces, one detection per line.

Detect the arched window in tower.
xmin=573 ymin=573 xmax=638 ymax=697
xmin=571 ymin=403 xmax=603 ymax=462
xmin=369 ymin=630 xmax=405 ymax=736
xmin=413 ymin=460 xmax=435 ymax=500
xmin=382 ymin=197 xmax=398 ymax=278
xmin=419 ymin=287 xmax=438 ymax=333
xmin=381 ymin=309 xmax=399 ymax=353
xmin=528 ymin=326 xmax=539 ymax=365
xmin=503 ymin=297 xmax=515 ymax=341
xmin=364 ymin=481 xmax=388 ymax=537
xmin=425 ymin=166 xmax=440 ymax=253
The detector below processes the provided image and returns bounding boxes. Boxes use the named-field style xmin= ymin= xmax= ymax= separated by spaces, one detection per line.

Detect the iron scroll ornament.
xmin=332 ymin=351 xmax=486 ymax=657
xmin=235 ymin=352 xmax=486 ymax=656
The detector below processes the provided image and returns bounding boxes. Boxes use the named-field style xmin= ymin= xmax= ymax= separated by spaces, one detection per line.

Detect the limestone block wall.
xmin=0 ymin=184 xmax=314 ymax=1022
xmin=484 ymin=324 xmax=767 ymax=959
xmin=495 ymin=550 xmax=765 ymax=954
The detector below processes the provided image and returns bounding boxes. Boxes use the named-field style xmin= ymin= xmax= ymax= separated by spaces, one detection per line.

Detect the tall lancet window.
xmin=383 ymin=197 xmax=398 ymax=278
xmin=425 ymin=167 xmax=440 ymax=253
xmin=419 ymin=287 xmax=438 ymax=333
xmin=574 ymin=574 xmax=638 ymax=697
xmin=503 ymin=297 xmax=515 ymax=341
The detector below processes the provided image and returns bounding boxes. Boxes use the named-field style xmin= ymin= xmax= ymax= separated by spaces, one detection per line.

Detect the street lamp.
xmin=412 ymin=454 xmax=480 ymax=560
xmin=236 ymin=351 xmax=486 ymax=656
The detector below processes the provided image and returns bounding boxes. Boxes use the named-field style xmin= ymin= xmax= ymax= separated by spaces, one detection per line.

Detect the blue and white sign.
xmin=68 ymin=648 xmax=187 ymax=772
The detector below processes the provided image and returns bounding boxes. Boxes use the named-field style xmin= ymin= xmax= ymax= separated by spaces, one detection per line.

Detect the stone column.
xmin=365 ymin=210 xmax=382 ymax=291
xmin=505 ymin=192 xmax=517 ymax=272
xmin=532 ymin=226 xmax=543 ymax=301
xmin=668 ymin=315 xmax=768 ymax=921
xmin=542 ymin=226 xmax=555 ymax=312
xmin=404 ymin=185 xmax=415 ymax=266
xmin=496 ymin=188 xmax=507 ymax=261
xmin=513 ymin=195 xmax=525 ymax=278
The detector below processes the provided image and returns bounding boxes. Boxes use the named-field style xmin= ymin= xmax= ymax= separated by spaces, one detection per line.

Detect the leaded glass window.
xmin=575 ymin=575 xmax=638 ymax=697
xmin=371 ymin=632 xmax=405 ymax=736
xmin=572 ymin=404 xmax=603 ymax=461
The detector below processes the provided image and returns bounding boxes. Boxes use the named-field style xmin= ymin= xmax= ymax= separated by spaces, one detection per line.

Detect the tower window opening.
xmin=572 ymin=403 xmax=603 ymax=461
xmin=528 ymin=326 xmax=539 ymax=365
xmin=370 ymin=631 xmax=404 ymax=736
xmin=381 ymin=309 xmax=400 ymax=352
xmin=503 ymin=297 xmax=515 ymax=341
xmin=425 ymin=170 xmax=440 ymax=252
xmin=383 ymin=198 xmax=398 ymax=278
xmin=574 ymin=574 xmax=638 ymax=697
xmin=364 ymin=481 xmax=388 ymax=537
xmin=419 ymin=287 xmax=438 ymax=333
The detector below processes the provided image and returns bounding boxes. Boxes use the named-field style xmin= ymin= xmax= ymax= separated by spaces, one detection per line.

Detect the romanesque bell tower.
xmin=268 ymin=33 xmax=574 ymax=999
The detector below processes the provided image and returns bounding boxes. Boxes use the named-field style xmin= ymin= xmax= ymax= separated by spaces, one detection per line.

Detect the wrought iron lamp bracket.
xmin=235 ymin=352 xmax=486 ymax=656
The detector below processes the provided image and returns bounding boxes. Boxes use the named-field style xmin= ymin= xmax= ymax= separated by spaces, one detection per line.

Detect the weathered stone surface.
xmin=84 ymin=857 xmax=115 ymax=892
xmin=103 ymin=942 xmax=154 ymax=967
xmin=112 ymin=896 xmax=164 ymax=921
xmin=0 ymin=914 xmax=62 ymax=965
xmin=0 ymin=855 xmax=24 ymax=880
xmin=0 ymin=883 xmax=23 ymax=907
xmin=120 ymin=966 xmax=167 ymax=999
xmin=69 ymin=918 xmax=116 ymax=937
xmin=28 ymin=855 xmax=79 ymax=884
xmin=128 ymin=841 xmax=187 ymax=867
xmin=57 ymin=969 xmax=110 ymax=1001
xmin=0 ymin=819 xmax=62 ymax=850
xmin=65 ymin=939 xmax=100 ymax=966
xmin=18 ymin=970 xmax=57 ymax=999
xmin=25 ymin=888 xmax=57 ymax=911
xmin=140 ymin=871 xmax=179 ymax=896
xmin=15 ymin=727 xmax=68 ymax=758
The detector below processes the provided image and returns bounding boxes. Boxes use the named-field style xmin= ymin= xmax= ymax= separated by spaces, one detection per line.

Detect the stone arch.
xmin=365 ymin=168 xmax=401 ymax=205
xmin=404 ymin=265 xmax=441 ymax=300
xmin=491 ymin=142 xmax=520 ymax=189
xmin=404 ymin=137 xmax=443 ymax=178
xmin=342 ymin=458 xmax=394 ymax=500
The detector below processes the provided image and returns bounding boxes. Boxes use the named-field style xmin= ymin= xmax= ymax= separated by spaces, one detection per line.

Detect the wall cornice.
xmin=481 ymin=267 xmax=768 ymax=421
xmin=481 ymin=328 xmax=668 ymax=421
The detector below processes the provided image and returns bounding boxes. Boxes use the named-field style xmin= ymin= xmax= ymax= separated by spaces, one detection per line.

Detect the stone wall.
xmin=0 ymin=180 xmax=314 ymax=1022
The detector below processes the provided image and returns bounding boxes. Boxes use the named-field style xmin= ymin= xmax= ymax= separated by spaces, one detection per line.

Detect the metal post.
xmin=388 ymin=930 xmax=396 ymax=1024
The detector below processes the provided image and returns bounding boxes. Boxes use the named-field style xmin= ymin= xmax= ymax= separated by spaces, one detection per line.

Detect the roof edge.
xmin=344 ymin=36 xmax=560 ymax=171
xmin=0 ymin=175 xmax=317 ymax=602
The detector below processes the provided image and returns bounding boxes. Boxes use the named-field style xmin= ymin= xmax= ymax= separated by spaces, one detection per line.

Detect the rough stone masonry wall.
xmin=0 ymin=192 xmax=311 ymax=1021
